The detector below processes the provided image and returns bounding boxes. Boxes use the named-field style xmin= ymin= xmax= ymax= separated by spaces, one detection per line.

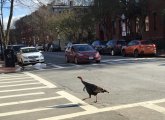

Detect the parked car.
xmin=36 ymin=45 xmax=44 ymax=51
xmin=91 ymin=40 xmax=106 ymax=53
xmin=101 ymin=39 xmax=127 ymax=55
xmin=7 ymin=44 xmax=26 ymax=62
xmin=48 ymin=44 xmax=61 ymax=52
xmin=65 ymin=44 xmax=101 ymax=64
xmin=17 ymin=47 xmax=45 ymax=65
xmin=121 ymin=40 xmax=157 ymax=57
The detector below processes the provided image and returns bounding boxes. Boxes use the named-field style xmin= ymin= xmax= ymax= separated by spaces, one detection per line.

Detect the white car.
xmin=17 ymin=47 xmax=45 ymax=65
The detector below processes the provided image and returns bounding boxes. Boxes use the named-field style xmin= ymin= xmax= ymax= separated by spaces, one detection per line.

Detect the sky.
xmin=3 ymin=0 xmax=93 ymax=28
xmin=3 ymin=0 xmax=49 ymax=28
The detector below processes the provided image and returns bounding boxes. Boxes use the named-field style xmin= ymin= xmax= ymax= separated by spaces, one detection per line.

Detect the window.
xmin=136 ymin=17 xmax=140 ymax=33
xmin=112 ymin=21 xmax=116 ymax=34
xmin=145 ymin=16 xmax=149 ymax=31
xmin=153 ymin=13 xmax=157 ymax=31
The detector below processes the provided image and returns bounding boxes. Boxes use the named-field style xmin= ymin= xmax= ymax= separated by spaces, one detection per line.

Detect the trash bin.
xmin=4 ymin=49 xmax=15 ymax=67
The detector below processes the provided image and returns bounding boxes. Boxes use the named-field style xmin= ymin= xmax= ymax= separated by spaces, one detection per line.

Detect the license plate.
xmin=32 ymin=59 xmax=36 ymax=61
xmin=89 ymin=56 xmax=94 ymax=60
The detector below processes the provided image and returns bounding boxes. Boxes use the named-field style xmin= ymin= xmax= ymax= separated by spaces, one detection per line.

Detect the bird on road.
xmin=77 ymin=76 xmax=109 ymax=103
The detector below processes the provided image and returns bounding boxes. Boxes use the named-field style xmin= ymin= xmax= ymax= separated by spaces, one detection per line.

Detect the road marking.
xmin=0 ymin=82 xmax=41 ymax=88
xmin=0 ymin=75 xmax=30 ymax=79
xmin=0 ymin=96 xmax=63 ymax=107
xmin=51 ymin=64 xmax=65 ymax=68
xmin=142 ymin=104 xmax=165 ymax=114
xmin=102 ymin=58 xmax=161 ymax=63
xmin=24 ymin=72 xmax=56 ymax=88
xmin=0 ymin=77 xmax=32 ymax=81
xmin=0 ymin=79 xmax=35 ymax=84
xmin=0 ymin=86 xmax=47 ymax=93
xmin=0 ymin=107 xmax=53 ymax=117
xmin=39 ymin=98 xmax=165 ymax=120
xmin=57 ymin=91 xmax=98 ymax=111
xmin=0 ymin=92 xmax=44 ymax=99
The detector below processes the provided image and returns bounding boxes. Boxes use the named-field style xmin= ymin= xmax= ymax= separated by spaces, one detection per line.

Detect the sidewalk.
xmin=0 ymin=61 xmax=21 ymax=74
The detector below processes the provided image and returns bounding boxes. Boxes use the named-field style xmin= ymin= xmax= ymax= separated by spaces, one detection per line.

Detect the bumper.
xmin=22 ymin=58 xmax=45 ymax=65
xmin=77 ymin=56 xmax=101 ymax=63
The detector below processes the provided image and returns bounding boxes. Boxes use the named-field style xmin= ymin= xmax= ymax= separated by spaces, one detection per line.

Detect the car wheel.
xmin=65 ymin=56 xmax=69 ymax=63
xmin=122 ymin=50 xmax=126 ymax=57
xmin=74 ymin=57 xmax=79 ymax=64
xmin=111 ymin=49 xmax=115 ymax=56
xmin=96 ymin=60 xmax=100 ymax=63
xmin=134 ymin=50 xmax=139 ymax=58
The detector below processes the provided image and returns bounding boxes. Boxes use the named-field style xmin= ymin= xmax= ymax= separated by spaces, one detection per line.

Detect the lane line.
xmin=0 ymin=82 xmax=41 ymax=88
xmin=0 ymin=96 xmax=63 ymax=107
xmin=39 ymin=98 xmax=165 ymax=120
xmin=142 ymin=104 xmax=165 ymax=114
xmin=57 ymin=91 xmax=98 ymax=111
xmin=0 ymin=92 xmax=45 ymax=99
xmin=24 ymin=72 xmax=56 ymax=88
xmin=50 ymin=64 xmax=65 ymax=68
xmin=0 ymin=80 xmax=35 ymax=84
xmin=102 ymin=58 xmax=156 ymax=63
xmin=0 ymin=86 xmax=47 ymax=93
xmin=0 ymin=77 xmax=32 ymax=81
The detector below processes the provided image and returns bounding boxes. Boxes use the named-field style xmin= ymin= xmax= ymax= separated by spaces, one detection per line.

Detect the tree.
xmin=0 ymin=0 xmax=14 ymax=48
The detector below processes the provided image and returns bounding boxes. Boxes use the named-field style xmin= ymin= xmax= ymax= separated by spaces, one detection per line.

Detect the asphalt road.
xmin=0 ymin=52 xmax=165 ymax=120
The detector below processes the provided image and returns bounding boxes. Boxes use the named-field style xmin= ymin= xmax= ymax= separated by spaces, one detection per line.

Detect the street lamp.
xmin=56 ymin=27 xmax=61 ymax=47
xmin=121 ymin=14 xmax=126 ymax=38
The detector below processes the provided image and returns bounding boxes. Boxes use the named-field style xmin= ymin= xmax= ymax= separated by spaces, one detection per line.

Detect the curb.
xmin=0 ymin=66 xmax=21 ymax=74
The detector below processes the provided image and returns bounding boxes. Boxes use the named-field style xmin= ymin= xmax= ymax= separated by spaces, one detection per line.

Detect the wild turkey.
xmin=77 ymin=76 xmax=109 ymax=103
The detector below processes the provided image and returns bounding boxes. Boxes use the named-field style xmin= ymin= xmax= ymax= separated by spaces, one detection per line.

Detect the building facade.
xmin=96 ymin=0 xmax=165 ymax=49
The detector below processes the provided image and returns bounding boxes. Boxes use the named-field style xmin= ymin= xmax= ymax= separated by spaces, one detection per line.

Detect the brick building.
xmin=96 ymin=0 xmax=165 ymax=49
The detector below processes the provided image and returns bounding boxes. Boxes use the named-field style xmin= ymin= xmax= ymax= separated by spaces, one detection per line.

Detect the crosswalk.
xmin=13 ymin=57 xmax=165 ymax=72
xmin=0 ymin=73 xmax=165 ymax=120
xmin=20 ymin=57 xmax=165 ymax=71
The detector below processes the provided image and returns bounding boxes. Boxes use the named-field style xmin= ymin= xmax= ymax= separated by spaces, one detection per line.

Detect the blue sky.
xmin=3 ymin=0 xmax=44 ymax=28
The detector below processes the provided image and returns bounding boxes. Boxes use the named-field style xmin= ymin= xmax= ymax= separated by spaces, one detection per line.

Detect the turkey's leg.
xmin=82 ymin=95 xmax=91 ymax=101
xmin=94 ymin=95 xmax=97 ymax=103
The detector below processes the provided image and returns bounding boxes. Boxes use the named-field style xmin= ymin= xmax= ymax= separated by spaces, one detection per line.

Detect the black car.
xmin=48 ymin=44 xmax=61 ymax=52
xmin=91 ymin=40 xmax=106 ymax=53
xmin=101 ymin=40 xmax=127 ymax=55
xmin=7 ymin=44 xmax=26 ymax=61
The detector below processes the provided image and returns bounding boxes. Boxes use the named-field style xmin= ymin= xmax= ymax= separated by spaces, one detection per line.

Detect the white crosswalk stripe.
xmin=0 ymin=73 xmax=165 ymax=120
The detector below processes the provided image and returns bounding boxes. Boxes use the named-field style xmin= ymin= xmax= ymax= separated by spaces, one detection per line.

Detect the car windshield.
xmin=141 ymin=40 xmax=153 ymax=45
xmin=8 ymin=45 xmax=26 ymax=52
xmin=74 ymin=45 xmax=95 ymax=52
xmin=21 ymin=48 xmax=38 ymax=53
xmin=117 ymin=41 xmax=126 ymax=45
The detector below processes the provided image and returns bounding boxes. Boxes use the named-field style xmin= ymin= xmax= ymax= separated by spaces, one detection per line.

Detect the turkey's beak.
xmin=103 ymin=89 xmax=109 ymax=93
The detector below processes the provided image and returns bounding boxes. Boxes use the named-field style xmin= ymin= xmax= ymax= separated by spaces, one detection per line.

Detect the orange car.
xmin=122 ymin=40 xmax=157 ymax=57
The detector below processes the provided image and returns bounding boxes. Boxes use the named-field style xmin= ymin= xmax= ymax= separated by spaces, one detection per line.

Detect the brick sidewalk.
xmin=0 ymin=61 xmax=21 ymax=74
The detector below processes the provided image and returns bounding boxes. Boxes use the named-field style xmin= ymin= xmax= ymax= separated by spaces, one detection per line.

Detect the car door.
xmin=126 ymin=41 xmax=135 ymax=54
xmin=106 ymin=40 xmax=113 ymax=54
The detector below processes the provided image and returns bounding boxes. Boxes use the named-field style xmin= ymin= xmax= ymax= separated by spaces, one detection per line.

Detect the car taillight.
xmin=153 ymin=44 xmax=156 ymax=48
xmin=95 ymin=52 xmax=100 ymax=58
